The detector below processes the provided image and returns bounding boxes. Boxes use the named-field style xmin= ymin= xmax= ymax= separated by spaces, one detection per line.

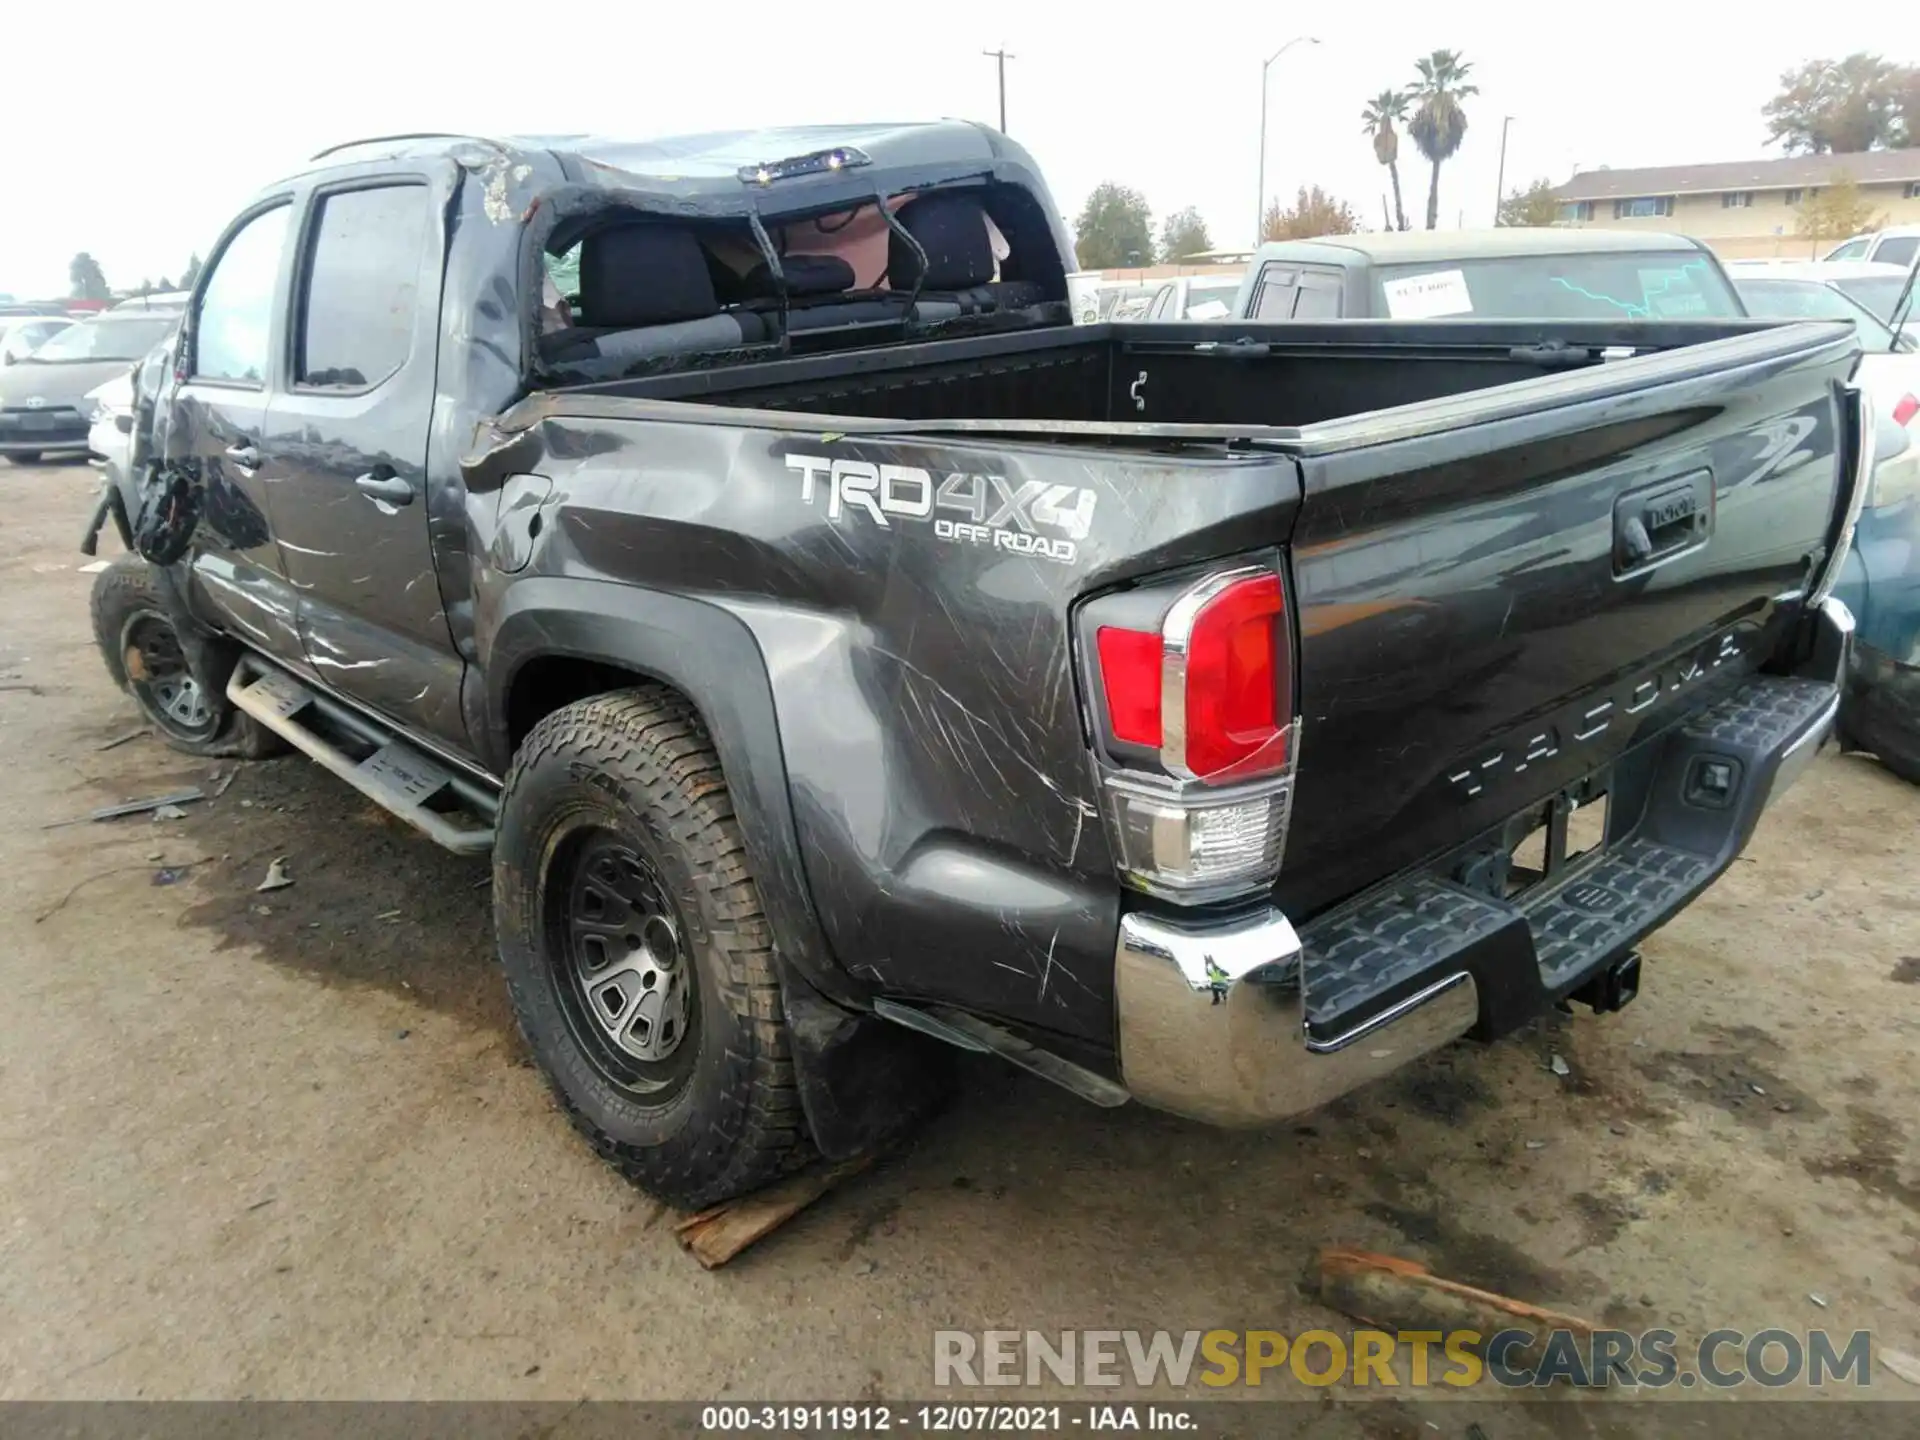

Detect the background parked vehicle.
xmin=110 ymin=291 xmax=192 ymax=314
xmin=1824 ymin=225 xmax=1920 ymax=270
xmin=1140 ymin=273 xmax=1243 ymax=321
xmin=0 ymin=315 xmax=74 ymax=365
xmin=1229 ymin=229 xmax=1743 ymax=321
xmin=1726 ymin=259 xmax=1920 ymax=337
xmin=1729 ymin=271 xmax=1920 ymax=415
xmin=0 ymin=312 xmax=177 ymax=464
xmin=1833 ymin=413 xmax=1920 ymax=783
xmin=1732 ymin=264 xmax=1920 ymax=785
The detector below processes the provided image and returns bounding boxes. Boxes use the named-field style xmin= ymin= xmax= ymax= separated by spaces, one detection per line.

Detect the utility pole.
xmin=1493 ymin=115 xmax=1514 ymax=225
xmin=983 ymin=47 xmax=1014 ymax=133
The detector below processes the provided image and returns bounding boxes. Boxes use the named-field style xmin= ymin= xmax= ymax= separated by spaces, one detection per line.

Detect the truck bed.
xmin=557 ymin=317 xmax=1802 ymax=432
xmin=479 ymin=316 xmax=1862 ymax=1054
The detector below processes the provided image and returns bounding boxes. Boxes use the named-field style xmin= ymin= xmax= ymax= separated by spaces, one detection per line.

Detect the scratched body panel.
xmin=465 ymin=414 xmax=1301 ymax=1044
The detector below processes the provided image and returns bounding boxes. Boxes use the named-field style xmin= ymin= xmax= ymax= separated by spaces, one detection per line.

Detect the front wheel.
xmin=7 ymin=451 xmax=42 ymax=465
xmin=88 ymin=555 xmax=281 ymax=758
xmin=493 ymin=687 xmax=815 ymax=1208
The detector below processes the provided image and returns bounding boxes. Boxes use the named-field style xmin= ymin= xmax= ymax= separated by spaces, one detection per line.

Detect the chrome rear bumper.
xmin=1114 ymin=908 xmax=1478 ymax=1127
xmin=1115 ymin=596 xmax=1854 ymax=1129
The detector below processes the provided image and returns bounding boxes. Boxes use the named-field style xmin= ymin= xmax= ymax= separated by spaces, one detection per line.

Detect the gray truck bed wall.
xmin=575 ymin=318 xmax=1792 ymax=427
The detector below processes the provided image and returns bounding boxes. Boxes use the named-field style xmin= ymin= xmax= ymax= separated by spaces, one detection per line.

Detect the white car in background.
xmin=1822 ymin=225 xmax=1920 ymax=270
xmin=1727 ymin=269 xmax=1920 ymax=445
xmin=1726 ymin=258 xmax=1918 ymax=335
xmin=85 ymin=337 xmax=176 ymax=482
xmin=0 ymin=316 xmax=75 ymax=365
xmin=1141 ymin=274 xmax=1245 ymax=322
xmin=110 ymin=291 xmax=191 ymax=314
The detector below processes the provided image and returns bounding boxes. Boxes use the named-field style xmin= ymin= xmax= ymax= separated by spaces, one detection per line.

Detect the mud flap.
xmin=779 ymin=964 xmax=956 ymax=1160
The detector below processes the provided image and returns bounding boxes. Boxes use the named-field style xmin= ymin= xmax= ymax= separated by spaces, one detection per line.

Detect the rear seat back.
xmin=541 ymin=224 xmax=766 ymax=365
xmin=888 ymin=193 xmax=1046 ymax=314
xmin=540 ymin=201 xmax=1054 ymax=372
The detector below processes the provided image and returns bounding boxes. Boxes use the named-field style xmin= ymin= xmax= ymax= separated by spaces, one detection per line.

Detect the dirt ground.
xmin=3 ymin=463 xmax=1919 ymax=1424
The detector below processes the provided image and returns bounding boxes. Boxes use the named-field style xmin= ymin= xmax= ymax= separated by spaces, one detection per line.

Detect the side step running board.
xmin=227 ymin=658 xmax=497 ymax=855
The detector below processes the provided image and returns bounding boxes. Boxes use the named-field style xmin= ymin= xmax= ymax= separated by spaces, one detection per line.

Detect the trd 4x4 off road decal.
xmin=784 ymin=454 xmax=1097 ymax=565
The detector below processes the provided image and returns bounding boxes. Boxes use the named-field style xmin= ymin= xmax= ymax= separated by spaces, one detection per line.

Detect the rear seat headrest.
xmin=890 ymin=192 xmax=995 ymax=291
xmin=580 ymin=225 xmax=717 ymax=328
xmin=745 ymin=254 xmax=856 ymax=298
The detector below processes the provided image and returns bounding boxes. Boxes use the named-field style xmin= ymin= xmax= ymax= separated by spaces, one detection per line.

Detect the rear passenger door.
xmin=261 ymin=175 xmax=468 ymax=752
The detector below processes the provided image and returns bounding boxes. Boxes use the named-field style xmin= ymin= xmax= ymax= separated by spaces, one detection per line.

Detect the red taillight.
xmin=1893 ymin=393 xmax=1919 ymax=428
xmin=1097 ymin=626 xmax=1164 ymax=747
xmin=1095 ymin=570 xmax=1292 ymax=784
xmin=1183 ymin=573 xmax=1287 ymax=778
xmin=1087 ymin=566 xmax=1298 ymax=902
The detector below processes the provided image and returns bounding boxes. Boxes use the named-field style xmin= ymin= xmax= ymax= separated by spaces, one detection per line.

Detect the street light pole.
xmin=983 ymin=47 xmax=1015 ymax=133
xmin=1257 ymin=35 xmax=1320 ymax=243
xmin=1493 ymin=115 xmax=1514 ymax=225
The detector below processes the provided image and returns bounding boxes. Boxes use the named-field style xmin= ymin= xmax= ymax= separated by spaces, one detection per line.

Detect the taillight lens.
xmin=1096 ymin=626 xmax=1164 ymax=747
xmin=1084 ymin=565 xmax=1299 ymax=904
xmin=1099 ymin=571 xmax=1292 ymax=784
xmin=1179 ymin=572 xmax=1288 ymax=780
xmin=1893 ymin=393 xmax=1918 ymax=428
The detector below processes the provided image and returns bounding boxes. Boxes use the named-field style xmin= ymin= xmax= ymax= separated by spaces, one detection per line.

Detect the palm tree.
xmin=1408 ymin=50 xmax=1478 ymax=230
xmin=1361 ymin=90 xmax=1411 ymax=231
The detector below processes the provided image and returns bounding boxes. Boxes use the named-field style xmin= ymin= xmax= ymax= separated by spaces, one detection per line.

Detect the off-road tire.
xmin=493 ymin=687 xmax=816 ymax=1209
xmin=89 ymin=554 xmax=282 ymax=759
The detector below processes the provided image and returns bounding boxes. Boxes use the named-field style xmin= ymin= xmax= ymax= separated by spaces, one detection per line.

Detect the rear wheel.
xmin=493 ymin=687 xmax=815 ymax=1208
xmin=7 ymin=451 xmax=42 ymax=465
xmin=89 ymin=555 xmax=281 ymax=758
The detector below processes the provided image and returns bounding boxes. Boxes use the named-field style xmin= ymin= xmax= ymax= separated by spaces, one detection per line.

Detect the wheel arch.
xmin=485 ymin=576 xmax=859 ymax=1009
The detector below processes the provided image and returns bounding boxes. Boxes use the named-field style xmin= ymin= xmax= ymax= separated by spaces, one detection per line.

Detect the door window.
xmin=296 ymin=185 xmax=431 ymax=390
xmin=1251 ymin=267 xmax=1299 ymax=319
xmin=1872 ymin=236 xmax=1918 ymax=269
xmin=1292 ymin=273 xmax=1343 ymax=319
xmin=194 ymin=205 xmax=290 ymax=385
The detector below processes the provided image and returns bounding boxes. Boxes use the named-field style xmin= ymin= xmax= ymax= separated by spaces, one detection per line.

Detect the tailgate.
xmin=1276 ymin=320 xmax=1859 ymax=920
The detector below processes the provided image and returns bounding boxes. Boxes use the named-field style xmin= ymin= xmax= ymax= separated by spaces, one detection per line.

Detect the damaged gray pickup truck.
xmin=84 ymin=123 xmax=1870 ymax=1207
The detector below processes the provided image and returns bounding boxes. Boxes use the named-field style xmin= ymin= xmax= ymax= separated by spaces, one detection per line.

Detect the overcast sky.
xmin=3 ymin=2 xmax=1913 ymax=299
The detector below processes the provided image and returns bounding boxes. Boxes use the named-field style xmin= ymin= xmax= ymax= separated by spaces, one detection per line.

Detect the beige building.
xmin=1549 ymin=151 xmax=1920 ymax=260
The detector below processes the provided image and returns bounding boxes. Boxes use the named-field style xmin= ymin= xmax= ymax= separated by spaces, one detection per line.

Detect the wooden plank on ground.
xmin=1318 ymin=1246 xmax=1597 ymax=1377
xmin=675 ymin=1154 xmax=875 ymax=1269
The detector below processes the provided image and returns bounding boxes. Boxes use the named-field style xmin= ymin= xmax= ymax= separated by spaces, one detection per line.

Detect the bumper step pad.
xmin=1298 ymin=673 xmax=1837 ymax=1044
xmin=1524 ymin=839 xmax=1712 ymax=991
xmin=1302 ymin=876 xmax=1508 ymax=1030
